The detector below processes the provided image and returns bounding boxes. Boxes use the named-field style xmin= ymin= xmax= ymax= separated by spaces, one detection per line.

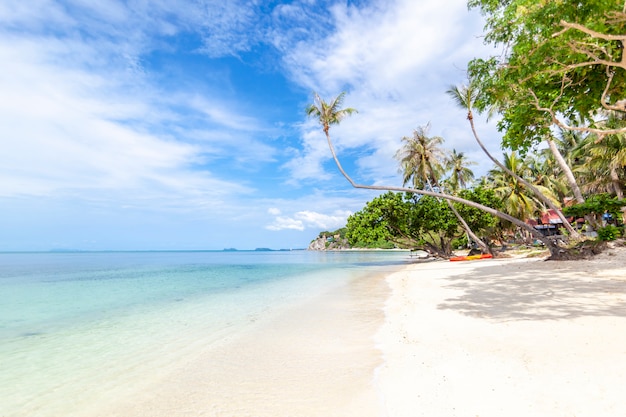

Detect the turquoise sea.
xmin=0 ymin=250 xmax=407 ymax=417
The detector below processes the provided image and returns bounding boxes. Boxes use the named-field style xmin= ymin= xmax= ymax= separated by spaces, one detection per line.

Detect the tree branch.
xmin=556 ymin=20 xmax=626 ymax=42
xmin=528 ymin=87 xmax=626 ymax=137
xmin=553 ymin=20 xmax=626 ymax=70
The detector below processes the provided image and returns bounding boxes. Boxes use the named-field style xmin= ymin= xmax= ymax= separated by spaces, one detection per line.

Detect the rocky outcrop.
xmin=308 ymin=236 xmax=327 ymax=251
xmin=307 ymin=234 xmax=351 ymax=251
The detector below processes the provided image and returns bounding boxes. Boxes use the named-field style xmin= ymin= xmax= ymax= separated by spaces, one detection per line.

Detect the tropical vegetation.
xmin=308 ymin=0 xmax=626 ymax=258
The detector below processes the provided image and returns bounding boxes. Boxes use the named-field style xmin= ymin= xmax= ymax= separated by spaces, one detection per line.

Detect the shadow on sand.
xmin=437 ymin=260 xmax=626 ymax=321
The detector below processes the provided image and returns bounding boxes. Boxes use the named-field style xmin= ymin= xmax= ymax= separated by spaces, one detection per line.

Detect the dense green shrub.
xmin=597 ymin=225 xmax=622 ymax=241
xmin=451 ymin=235 xmax=468 ymax=250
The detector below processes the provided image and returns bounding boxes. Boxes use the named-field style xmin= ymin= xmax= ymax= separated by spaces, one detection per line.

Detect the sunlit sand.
xmin=377 ymin=244 xmax=626 ymax=417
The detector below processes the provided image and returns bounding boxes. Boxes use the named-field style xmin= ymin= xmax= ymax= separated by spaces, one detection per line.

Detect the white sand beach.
xmin=376 ymin=244 xmax=626 ymax=417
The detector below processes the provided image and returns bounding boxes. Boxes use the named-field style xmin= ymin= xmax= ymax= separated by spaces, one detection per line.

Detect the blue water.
xmin=0 ymin=250 xmax=407 ymax=417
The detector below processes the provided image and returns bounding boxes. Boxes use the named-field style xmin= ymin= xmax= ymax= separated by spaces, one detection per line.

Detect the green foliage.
xmin=408 ymin=194 xmax=459 ymax=239
xmin=562 ymin=194 xmax=626 ymax=219
xmin=318 ymin=227 xmax=347 ymax=239
xmin=597 ymin=225 xmax=623 ymax=241
xmin=455 ymin=186 xmax=502 ymax=232
xmin=451 ymin=235 xmax=469 ymax=250
xmin=345 ymin=192 xmax=406 ymax=248
xmin=345 ymin=187 xmax=510 ymax=254
xmin=467 ymin=0 xmax=626 ymax=152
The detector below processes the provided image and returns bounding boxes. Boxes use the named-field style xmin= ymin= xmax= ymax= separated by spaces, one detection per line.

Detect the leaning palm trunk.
xmin=322 ymin=130 xmax=564 ymax=258
xmin=546 ymin=136 xmax=602 ymax=232
xmin=427 ymin=178 xmax=492 ymax=254
xmin=546 ymin=137 xmax=585 ymax=203
xmin=446 ymin=196 xmax=491 ymax=254
xmin=611 ymin=167 xmax=625 ymax=200
xmin=466 ymin=113 xmax=580 ymax=239
xmin=447 ymin=84 xmax=579 ymax=239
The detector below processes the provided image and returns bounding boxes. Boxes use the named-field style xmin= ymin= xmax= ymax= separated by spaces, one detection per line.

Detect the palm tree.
xmin=395 ymin=125 xmax=490 ymax=253
xmin=306 ymin=92 xmax=357 ymax=138
xmin=445 ymin=149 xmax=476 ymax=192
xmin=305 ymin=92 xmax=358 ymax=182
xmin=306 ymin=91 xmax=565 ymax=258
xmin=528 ymin=151 xmax=569 ymax=203
xmin=577 ymin=133 xmax=626 ymax=200
xmin=395 ymin=125 xmax=446 ymax=189
xmin=447 ymin=83 xmax=580 ymax=238
xmin=487 ymin=152 xmax=559 ymax=220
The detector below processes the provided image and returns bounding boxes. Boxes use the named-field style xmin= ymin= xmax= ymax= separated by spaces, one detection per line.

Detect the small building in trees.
xmin=527 ymin=209 xmax=565 ymax=236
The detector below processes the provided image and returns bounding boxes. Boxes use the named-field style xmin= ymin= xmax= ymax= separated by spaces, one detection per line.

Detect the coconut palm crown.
xmin=306 ymin=92 xmax=357 ymax=135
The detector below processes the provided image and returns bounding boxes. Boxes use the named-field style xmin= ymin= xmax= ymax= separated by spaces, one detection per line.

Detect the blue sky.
xmin=0 ymin=0 xmax=499 ymax=251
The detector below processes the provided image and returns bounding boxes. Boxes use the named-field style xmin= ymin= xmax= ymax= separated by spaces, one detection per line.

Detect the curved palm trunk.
xmin=447 ymin=199 xmax=491 ymax=254
xmin=322 ymin=131 xmax=564 ymax=259
xmin=466 ymin=113 xmax=580 ymax=239
xmin=546 ymin=137 xmax=585 ymax=203
xmin=610 ymin=167 xmax=624 ymax=199
xmin=428 ymin=179 xmax=491 ymax=254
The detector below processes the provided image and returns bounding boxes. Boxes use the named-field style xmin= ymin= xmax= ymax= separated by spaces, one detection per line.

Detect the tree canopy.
xmin=468 ymin=0 xmax=626 ymax=151
xmin=345 ymin=189 xmax=502 ymax=257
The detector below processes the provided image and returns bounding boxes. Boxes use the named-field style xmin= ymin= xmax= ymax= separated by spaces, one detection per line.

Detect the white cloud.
xmin=281 ymin=0 xmax=498 ymax=185
xmin=281 ymin=123 xmax=336 ymax=184
xmin=295 ymin=210 xmax=352 ymax=229
xmin=266 ymin=208 xmax=352 ymax=232
xmin=0 ymin=0 xmax=288 ymax=209
xmin=0 ymin=36 xmax=254 ymax=203
xmin=266 ymin=216 xmax=304 ymax=231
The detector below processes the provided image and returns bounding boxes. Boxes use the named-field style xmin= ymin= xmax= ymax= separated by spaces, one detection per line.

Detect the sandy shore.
xmin=376 ymin=244 xmax=626 ymax=417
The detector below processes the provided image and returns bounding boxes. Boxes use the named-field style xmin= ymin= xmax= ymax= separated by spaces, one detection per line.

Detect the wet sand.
xmin=87 ymin=269 xmax=392 ymax=417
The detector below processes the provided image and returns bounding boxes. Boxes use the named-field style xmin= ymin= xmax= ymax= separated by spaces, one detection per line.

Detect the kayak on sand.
xmin=449 ymin=253 xmax=493 ymax=262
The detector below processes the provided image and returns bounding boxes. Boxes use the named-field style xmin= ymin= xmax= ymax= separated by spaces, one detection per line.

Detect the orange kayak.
xmin=449 ymin=253 xmax=493 ymax=262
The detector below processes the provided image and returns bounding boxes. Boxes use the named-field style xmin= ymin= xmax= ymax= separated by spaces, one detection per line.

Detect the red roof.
xmin=527 ymin=209 xmax=563 ymax=226
xmin=539 ymin=209 xmax=562 ymax=225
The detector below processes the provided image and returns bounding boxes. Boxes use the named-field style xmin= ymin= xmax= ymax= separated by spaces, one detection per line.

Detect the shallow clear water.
xmin=0 ymin=250 xmax=407 ymax=417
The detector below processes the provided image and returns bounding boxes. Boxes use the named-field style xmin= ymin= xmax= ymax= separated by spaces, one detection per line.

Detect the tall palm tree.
xmin=395 ymin=125 xmax=489 ymax=253
xmin=306 ymin=92 xmax=564 ymax=258
xmin=305 ymin=92 xmax=358 ymax=182
xmin=445 ymin=149 xmax=476 ymax=192
xmin=447 ymin=83 xmax=580 ymax=238
xmin=487 ymin=152 xmax=559 ymax=220
xmin=306 ymin=92 xmax=357 ymax=138
xmin=394 ymin=124 xmax=445 ymax=189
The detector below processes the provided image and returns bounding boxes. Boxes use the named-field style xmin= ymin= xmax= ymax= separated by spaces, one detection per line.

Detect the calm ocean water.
xmin=0 ymin=250 xmax=407 ymax=417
